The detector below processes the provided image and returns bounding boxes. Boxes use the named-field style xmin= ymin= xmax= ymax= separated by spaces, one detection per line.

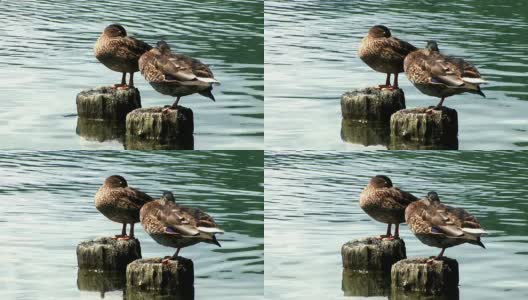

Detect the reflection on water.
xmin=0 ymin=0 xmax=263 ymax=150
xmin=342 ymin=270 xmax=389 ymax=297
xmin=265 ymin=151 xmax=528 ymax=299
xmin=0 ymin=151 xmax=263 ymax=299
xmin=265 ymin=0 xmax=528 ymax=149
xmin=77 ymin=270 xmax=126 ymax=298
xmin=341 ymin=120 xmax=390 ymax=148
xmin=125 ymin=287 xmax=195 ymax=300
xmin=76 ymin=118 xmax=126 ymax=144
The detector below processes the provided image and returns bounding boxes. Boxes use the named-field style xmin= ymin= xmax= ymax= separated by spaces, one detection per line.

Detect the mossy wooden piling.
xmin=341 ymin=237 xmax=406 ymax=272
xmin=341 ymin=87 xmax=405 ymax=122
xmin=125 ymin=106 xmax=194 ymax=150
xmin=76 ymin=86 xmax=141 ymax=121
xmin=390 ymin=106 xmax=458 ymax=149
xmin=76 ymin=237 xmax=141 ymax=272
xmin=391 ymin=257 xmax=459 ymax=296
xmin=126 ymin=257 xmax=194 ymax=292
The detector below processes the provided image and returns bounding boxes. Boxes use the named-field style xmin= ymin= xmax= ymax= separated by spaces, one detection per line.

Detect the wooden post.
xmin=341 ymin=88 xmax=405 ymax=122
xmin=76 ymin=86 xmax=141 ymax=121
xmin=76 ymin=237 xmax=141 ymax=272
xmin=126 ymin=257 xmax=194 ymax=292
xmin=391 ymin=257 xmax=459 ymax=296
xmin=342 ymin=269 xmax=390 ymax=297
xmin=390 ymin=107 xmax=458 ymax=150
xmin=341 ymin=119 xmax=390 ymax=147
xmin=341 ymin=237 xmax=406 ymax=272
xmin=125 ymin=107 xmax=194 ymax=150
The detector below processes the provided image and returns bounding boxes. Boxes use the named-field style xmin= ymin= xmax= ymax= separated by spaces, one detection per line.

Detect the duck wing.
xmin=422 ymin=202 xmax=482 ymax=237
xmin=125 ymin=187 xmax=153 ymax=207
xmin=156 ymin=53 xmax=219 ymax=85
xmin=178 ymin=206 xmax=221 ymax=229
xmin=425 ymin=53 xmax=484 ymax=87
xmin=386 ymin=37 xmax=417 ymax=60
xmin=108 ymin=37 xmax=152 ymax=61
xmin=390 ymin=187 xmax=419 ymax=207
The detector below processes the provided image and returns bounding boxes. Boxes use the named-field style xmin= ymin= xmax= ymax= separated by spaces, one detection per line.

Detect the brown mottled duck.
xmin=404 ymin=40 xmax=486 ymax=110
xmin=94 ymin=24 xmax=152 ymax=89
xmin=358 ymin=25 xmax=417 ymax=89
xmin=359 ymin=175 xmax=418 ymax=239
xmin=94 ymin=175 xmax=153 ymax=239
xmin=405 ymin=191 xmax=486 ymax=259
xmin=139 ymin=40 xmax=220 ymax=109
xmin=140 ymin=191 xmax=224 ymax=262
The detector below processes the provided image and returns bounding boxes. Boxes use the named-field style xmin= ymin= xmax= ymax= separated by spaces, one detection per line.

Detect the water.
xmin=265 ymin=151 xmax=528 ymax=299
xmin=0 ymin=0 xmax=263 ymax=150
xmin=265 ymin=0 xmax=528 ymax=150
xmin=0 ymin=151 xmax=263 ymax=299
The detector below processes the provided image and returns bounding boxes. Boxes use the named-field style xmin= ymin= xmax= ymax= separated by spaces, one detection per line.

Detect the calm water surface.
xmin=0 ymin=151 xmax=263 ymax=299
xmin=265 ymin=151 xmax=528 ymax=299
xmin=265 ymin=0 xmax=528 ymax=150
xmin=0 ymin=0 xmax=263 ymax=150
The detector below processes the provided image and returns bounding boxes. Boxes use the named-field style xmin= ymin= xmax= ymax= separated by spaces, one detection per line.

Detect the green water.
xmin=265 ymin=151 xmax=528 ymax=299
xmin=0 ymin=151 xmax=263 ymax=299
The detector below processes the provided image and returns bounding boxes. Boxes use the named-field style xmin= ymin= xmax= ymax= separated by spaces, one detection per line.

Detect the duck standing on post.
xmin=140 ymin=191 xmax=224 ymax=262
xmin=94 ymin=175 xmax=153 ymax=239
xmin=405 ymin=191 xmax=486 ymax=259
xmin=359 ymin=175 xmax=418 ymax=239
xmin=358 ymin=25 xmax=417 ymax=89
xmin=404 ymin=40 xmax=486 ymax=110
xmin=139 ymin=41 xmax=220 ymax=109
xmin=94 ymin=24 xmax=152 ymax=89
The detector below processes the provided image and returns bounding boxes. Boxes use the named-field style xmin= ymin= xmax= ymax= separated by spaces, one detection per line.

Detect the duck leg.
xmin=378 ymin=73 xmax=391 ymax=89
xmin=172 ymin=248 xmax=181 ymax=258
xmin=171 ymin=97 xmax=181 ymax=109
xmin=129 ymin=223 xmax=135 ymax=239
xmin=393 ymin=73 xmax=399 ymax=89
xmin=380 ymin=223 xmax=392 ymax=239
xmin=113 ymin=223 xmax=127 ymax=239
xmin=394 ymin=223 xmax=400 ymax=239
xmin=436 ymin=248 xmax=446 ymax=259
xmin=128 ymin=72 xmax=134 ymax=88
xmin=114 ymin=73 xmax=127 ymax=89
xmin=435 ymin=97 xmax=446 ymax=109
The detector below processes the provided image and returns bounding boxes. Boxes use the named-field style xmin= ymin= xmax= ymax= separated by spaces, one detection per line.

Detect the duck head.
xmin=369 ymin=175 xmax=393 ymax=188
xmin=104 ymin=24 xmax=127 ymax=38
xmin=427 ymin=191 xmax=440 ymax=201
xmin=368 ymin=25 xmax=391 ymax=38
xmin=161 ymin=191 xmax=176 ymax=202
xmin=425 ymin=40 xmax=439 ymax=52
xmin=104 ymin=175 xmax=128 ymax=188
xmin=156 ymin=41 xmax=172 ymax=55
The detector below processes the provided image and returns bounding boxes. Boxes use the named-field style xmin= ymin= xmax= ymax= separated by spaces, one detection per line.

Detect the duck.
xmin=405 ymin=191 xmax=486 ymax=259
xmin=139 ymin=40 xmax=220 ymax=109
xmin=94 ymin=24 xmax=152 ymax=89
xmin=359 ymin=175 xmax=418 ymax=239
xmin=94 ymin=175 xmax=153 ymax=239
xmin=404 ymin=40 xmax=486 ymax=109
xmin=140 ymin=191 xmax=224 ymax=261
xmin=358 ymin=25 xmax=417 ymax=89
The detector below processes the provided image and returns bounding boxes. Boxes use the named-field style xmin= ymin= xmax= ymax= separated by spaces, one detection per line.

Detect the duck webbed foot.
xmin=161 ymin=105 xmax=173 ymax=113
